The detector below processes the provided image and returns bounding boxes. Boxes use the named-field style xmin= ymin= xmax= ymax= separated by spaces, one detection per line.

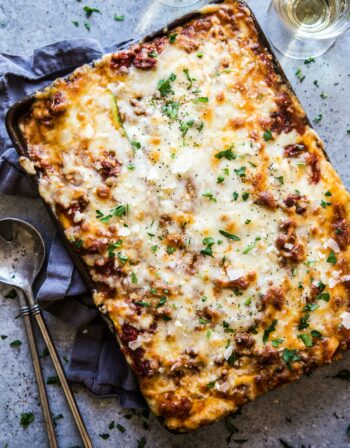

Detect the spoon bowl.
xmin=0 ymin=218 xmax=45 ymax=291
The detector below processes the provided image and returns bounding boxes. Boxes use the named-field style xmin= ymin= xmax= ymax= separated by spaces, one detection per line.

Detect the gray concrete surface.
xmin=1 ymin=0 xmax=350 ymax=447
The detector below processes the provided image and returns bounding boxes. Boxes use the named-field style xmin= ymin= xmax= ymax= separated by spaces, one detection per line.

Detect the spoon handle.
xmin=19 ymin=305 xmax=58 ymax=448
xmin=31 ymin=305 xmax=93 ymax=448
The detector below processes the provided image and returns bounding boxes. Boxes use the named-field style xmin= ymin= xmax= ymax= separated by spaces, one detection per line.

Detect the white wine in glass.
xmin=266 ymin=0 xmax=350 ymax=59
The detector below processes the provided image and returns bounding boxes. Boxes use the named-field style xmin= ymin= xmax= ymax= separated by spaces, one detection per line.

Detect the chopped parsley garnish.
xmin=73 ymin=238 xmax=83 ymax=249
xmin=206 ymin=380 xmax=217 ymax=389
xmin=272 ymin=338 xmax=284 ymax=347
xmin=282 ymin=348 xmax=300 ymax=370
xmin=320 ymin=92 xmax=328 ymax=99
xmin=245 ymin=219 xmax=251 ymax=224
xmin=168 ymin=33 xmax=177 ymax=43
xmin=202 ymin=191 xmax=217 ymax=202
xmin=151 ymin=245 xmax=158 ymax=252
xmin=304 ymin=56 xmax=315 ymax=64
xmin=157 ymin=296 xmax=167 ymax=307
xmin=131 ymin=140 xmax=141 ymax=150
xmin=183 ymin=68 xmax=195 ymax=89
xmin=244 ymin=297 xmax=251 ymax=306
xmin=227 ymin=352 xmax=236 ymax=366
xmin=10 ymin=340 xmax=22 ymax=348
xmin=242 ymin=241 xmax=256 ymax=254
xmin=166 ymin=246 xmax=176 ymax=255
xmin=316 ymin=291 xmax=330 ymax=302
xmin=234 ymin=166 xmax=246 ymax=177
xmin=200 ymin=237 xmax=215 ymax=257
xmin=52 ymin=414 xmax=64 ymax=427
xmin=4 ymin=289 xmax=17 ymax=299
xmin=99 ymin=433 xmax=110 ymax=440
xmin=127 ymin=164 xmax=135 ymax=170
xmin=263 ymin=319 xmax=277 ymax=344
xmin=96 ymin=204 xmax=128 ymax=222
xmin=72 ymin=20 xmax=79 ymax=27
xmin=193 ymin=96 xmax=209 ymax=103
xmin=114 ymin=14 xmax=125 ymax=21
xmin=118 ymin=252 xmax=128 ymax=263
xmin=83 ymin=6 xmax=101 ymax=17
xmin=242 ymin=192 xmax=249 ymax=201
xmin=263 ymin=130 xmax=273 ymax=141
xmin=108 ymin=240 xmax=123 ymax=258
xmin=324 ymin=190 xmax=332 ymax=196
xmin=295 ymin=68 xmax=305 ymax=82
xmin=314 ymin=80 xmax=319 ymax=87
xmin=84 ymin=22 xmax=91 ymax=31
xmin=314 ymin=114 xmax=323 ymax=124
xmin=233 ymin=191 xmax=239 ymax=201
xmin=197 ymin=52 xmax=204 ymax=58
xmin=148 ymin=50 xmax=158 ymax=58
xmin=47 ymin=376 xmax=61 ymax=386
xmin=137 ymin=437 xmax=147 ymax=448
xmin=215 ymin=147 xmax=236 ymax=160
xmin=320 ymin=199 xmax=332 ymax=208
xmin=206 ymin=330 xmax=212 ymax=339
xmin=219 ymin=230 xmax=240 ymax=241
xmin=311 ymin=329 xmax=322 ymax=338
xmin=298 ymin=333 xmax=313 ymax=347
xmin=303 ymin=303 xmax=319 ymax=311
xmin=326 ymin=250 xmax=337 ymax=265
xmin=131 ymin=272 xmax=138 ymax=284
xmin=20 ymin=412 xmax=35 ymax=428
xmin=162 ymin=101 xmax=179 ymax=119
xmin=135 ymin=301 xmax=150 ymax=307
xmin=157 ymin=72 xmax=176 ymax=96
xmin=298 ymin=313 xmax=310 ymax=330
xmin=117 ymin=424 xmax=126 ymax=433
xmin=276 ymin=176 xmax=284 ymax=185
xmin=199 ymin=317 xmax=208 ymax=325
xmin=217 ymin=176 xmax=225 ymax=184
xmin=179 ymin=119 xmax=194 ymax=137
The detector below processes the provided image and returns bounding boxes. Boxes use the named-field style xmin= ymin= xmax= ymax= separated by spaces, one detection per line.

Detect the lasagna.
xmin=18 ymin=0 xmax=350 ymax=432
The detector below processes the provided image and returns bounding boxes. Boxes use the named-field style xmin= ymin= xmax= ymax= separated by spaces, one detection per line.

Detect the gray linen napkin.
xmin=0 ymin=38 xmax=146 ymax=408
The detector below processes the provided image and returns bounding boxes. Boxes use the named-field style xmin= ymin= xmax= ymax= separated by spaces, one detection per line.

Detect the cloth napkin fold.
xmin=0 ymin=38 xmax=146 ymax=409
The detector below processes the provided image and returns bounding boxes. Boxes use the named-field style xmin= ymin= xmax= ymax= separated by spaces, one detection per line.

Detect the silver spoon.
xmin=0 ymin=218 xmax=92 ymax=448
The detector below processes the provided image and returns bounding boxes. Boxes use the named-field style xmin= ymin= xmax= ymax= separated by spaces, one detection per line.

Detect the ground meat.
xmin=48 ymin=92 xmax=68 ymax=116
xmin=275 ymin=219 xmax=305 ymax=263
xmin=133 ymin=48 xmax=157 ymax=70
xmin=110 ymin=50 xmax=135 ymax=71
xmin=283 ymin=193 xmax=308 ymax=215
xmin=235 ymin=333 xmax=255 ymax=350
xmin=197 ymin=307 xmax=220 ymax=324
xmin=284 ymin=143 xmax=306 ymax=158
xmin=98 ymin=157 xmax=121 ymax=180
xmin=270 ymin=91 xmax=306 ymax=135
xmin=263 ymin=286 xmax=285 ymax=310
xmin=214 ymin=271 xmax=256 ymax=291
xmin=176 ymin=34 xmax=199 ymax=53
xmin=120 ymin=324 xmax=139 ymax=343
xmin=307 ymin=153 xmax=321 ymax=184
xmin=332 ymin=203 xmax=350 ymax=250
xmin=159 ymin=214 xmax=173 ymax=227
xmin=255 ymin=191 xmax=277 ymax=211
xmin=159 ymin=392 xmax=192 ymax=418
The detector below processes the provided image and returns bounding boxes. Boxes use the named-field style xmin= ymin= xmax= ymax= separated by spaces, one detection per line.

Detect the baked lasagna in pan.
xmin=17 ymin=0 xmax=350 ymax=432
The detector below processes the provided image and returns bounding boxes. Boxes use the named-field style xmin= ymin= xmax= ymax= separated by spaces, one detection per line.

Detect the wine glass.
xmin=266 ymin=0 xmax=350 ymax=59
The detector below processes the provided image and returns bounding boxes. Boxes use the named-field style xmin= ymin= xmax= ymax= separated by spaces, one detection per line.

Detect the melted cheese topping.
xmin=19 ymin=0 xmax=350 ymax=432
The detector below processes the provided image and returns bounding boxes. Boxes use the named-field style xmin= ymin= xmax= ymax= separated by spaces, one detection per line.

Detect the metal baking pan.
xmin=4 ymin=0 xmax=322 ymax=426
